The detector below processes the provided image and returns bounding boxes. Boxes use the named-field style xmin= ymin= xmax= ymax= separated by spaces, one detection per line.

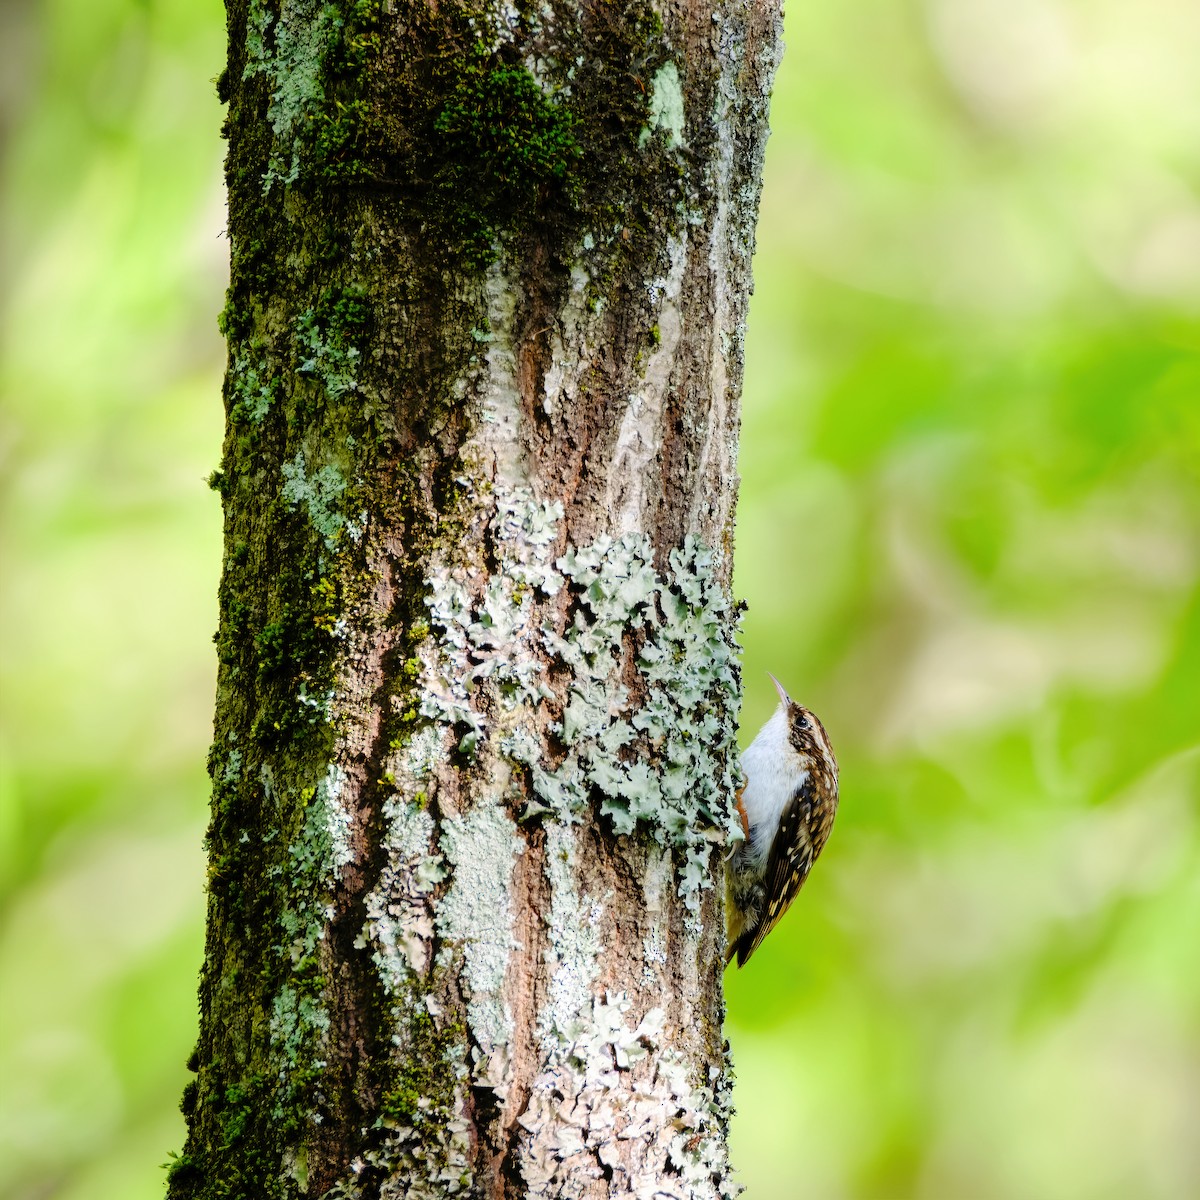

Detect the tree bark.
xmin=170 ymin=1 xmax=780 ymax=1197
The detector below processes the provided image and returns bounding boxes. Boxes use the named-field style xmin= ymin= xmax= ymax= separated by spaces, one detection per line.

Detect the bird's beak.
xmin=767 ymin=671 xmax=791 ymax=707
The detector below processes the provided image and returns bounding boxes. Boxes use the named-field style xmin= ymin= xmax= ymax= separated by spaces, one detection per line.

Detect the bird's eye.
xmin=795 ymin=713 xmax=809 ymax=730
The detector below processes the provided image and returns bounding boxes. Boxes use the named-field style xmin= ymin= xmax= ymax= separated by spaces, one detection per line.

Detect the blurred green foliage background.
xmin=1 ymin=0 xmax=1197 ymax=1197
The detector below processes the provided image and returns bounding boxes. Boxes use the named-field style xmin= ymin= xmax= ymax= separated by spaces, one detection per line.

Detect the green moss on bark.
xmin=427 ymin=47 xmax=582 ymax=267
xmin=235 ymin=0 xmax=684 ymax=278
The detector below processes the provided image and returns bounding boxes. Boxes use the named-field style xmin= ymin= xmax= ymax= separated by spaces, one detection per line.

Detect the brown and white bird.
xmin=725 ymin=674 xmax=839 ymax=967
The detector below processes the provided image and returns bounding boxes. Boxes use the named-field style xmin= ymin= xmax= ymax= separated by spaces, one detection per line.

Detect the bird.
xmin=725 ymin=673 xmax=839 ymax=967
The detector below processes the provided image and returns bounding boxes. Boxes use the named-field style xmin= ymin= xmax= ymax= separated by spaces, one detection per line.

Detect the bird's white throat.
xmin=739 ymin=705 xmax=808 ymax=868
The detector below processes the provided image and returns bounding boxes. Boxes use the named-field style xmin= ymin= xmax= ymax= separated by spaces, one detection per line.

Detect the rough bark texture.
xmin=170 ymin=1 xmax=780 ymax=1197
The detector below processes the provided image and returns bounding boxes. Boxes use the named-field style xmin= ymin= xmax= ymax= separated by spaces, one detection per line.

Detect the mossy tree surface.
xmin=173 ymin=0 xmax=781 ymax=1196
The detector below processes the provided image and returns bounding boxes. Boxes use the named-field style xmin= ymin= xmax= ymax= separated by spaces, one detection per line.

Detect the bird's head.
xmin=768 ymin=672 xmax=838 ymax=783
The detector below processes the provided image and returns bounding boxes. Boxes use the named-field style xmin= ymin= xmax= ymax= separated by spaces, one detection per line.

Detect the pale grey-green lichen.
xmin=467 ymin=0 xmax=522 ymax=54
xmin=222 ymin=747 xmax=244 ymax=784
xmin=419 ymin=488 xmax=563 ymax=752
xmin=295 ymin=304 xmax=361 ymax=398
xmin=404 ymin=724 xmax=447 ymax=785
xmin=270 ymin=984 xmax=331 ymax=1100
xmin=539 ymin=821 xmax=603 ymax=1048
xmin=279 ymin=764 xmax=355 ymax=960
xmin=539 ymin=533 xmax=743 ymax=915
xmin=436 ymin=802 xmax=524 ymax=1054
xmin=366 ymin=485 xmax=740 ymax=1159
xmin=230 ymin=348 xmax=275 ymax=422
xmin=417 ymin=572 xmax=487 ymax=754
xmin=318 ymin=764 xmax=354 ymax=876
xmin=296 ymin=680 xmax=336 ymax=721
xmin=417 ymin=489 xmax=741 ymax=918
xmin=262 ymin=761 xmax=357 ymax=1135
xmin=281 ymin=452 xmax=347 ymax=548
xmin=641 ymin=60 xmax=686 ymax=149
xmin=243 ymin=0 xmax=342 ymax=189
xmin=333 ymin=718 xmax=476 ymax=1196
xmin=355 ymin=725 xmax=447 ymax=1004
xmin=357 ymin=795 xmax=444 ymax=987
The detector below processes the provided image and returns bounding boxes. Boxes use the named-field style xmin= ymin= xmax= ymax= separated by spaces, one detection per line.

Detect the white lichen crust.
xmin=519 ymin=994 xmax=738 ymax=1198
xmin=436 ymin=802 xmax=526 ymax=1054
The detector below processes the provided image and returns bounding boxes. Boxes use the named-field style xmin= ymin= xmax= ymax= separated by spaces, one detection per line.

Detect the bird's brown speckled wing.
xmin=732 ymin=778 xmax=826 ymax=967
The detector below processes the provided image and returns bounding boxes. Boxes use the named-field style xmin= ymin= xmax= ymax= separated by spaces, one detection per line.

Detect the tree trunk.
xmin=170 ymin=1 xmax=780 ymax=1197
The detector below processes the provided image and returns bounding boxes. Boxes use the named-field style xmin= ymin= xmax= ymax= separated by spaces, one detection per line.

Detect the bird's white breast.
xmin=739 ymin=706 xmax=807 ymax=869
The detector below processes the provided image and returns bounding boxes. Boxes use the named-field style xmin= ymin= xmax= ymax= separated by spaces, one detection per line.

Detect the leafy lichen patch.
xmin=229 ymin=346 xmax=279 ymax=424
xmin=244 ymin=0 xmax=343 ymax=188
xmin=244 ymin=0 xmax=382 ymax=188
xmin=281 ymin=453 xmax=349 ymax=549
xmin=418 ymin=487 xmax=564 ymax=755
xmin=324 ymin=992 xmax=475 ymax=1199
xmin=415 ymin=486 xmax=741 ymax=918
xmin=294 ymin=303 xmax=362 ymax=399
xmin=329 ymin=1052 xmax=474 ymax=1200
xmin=280 ymin=765 xmax=356 ymax=962
xmin=539 ymin=533 xmax=743 ymax=915
xmin=317 ymin=763 xmax=354 ymax=877
xmin=381 ymin=482 xmax=741 ymax=1169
